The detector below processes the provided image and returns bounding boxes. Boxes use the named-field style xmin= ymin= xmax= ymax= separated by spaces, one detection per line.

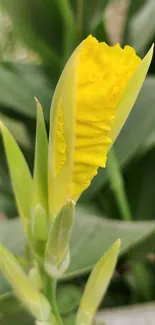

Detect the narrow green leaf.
xmin=45 ymin=202 xmax=75 ymax=278
xmin=57 ymin=0 xmax=76 ymax=61
xmin=57 ymin=284 xmax=81 ymax=316
xmin=77 ymin=240 xmax=120 ymax=325
xmin=107 ymin=149 xmax=132 ymax=221
xmin=0 ymin=122 xmax=32 ymax=229
xmin=33 ymin=99 xmax=48 ymax=213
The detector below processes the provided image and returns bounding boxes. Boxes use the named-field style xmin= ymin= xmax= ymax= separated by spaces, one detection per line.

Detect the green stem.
xmin=77 ymin=0 xmax=83 ymax=40
xmin=107 ymin=148 xmax=132 ymax=221
xmin=50 ymin=279 xmax=63 ymax=325
xmin=57 ymin=0 xmax=76 ymax=62
xmin=40 ymin=266 xmax=63 ymax=325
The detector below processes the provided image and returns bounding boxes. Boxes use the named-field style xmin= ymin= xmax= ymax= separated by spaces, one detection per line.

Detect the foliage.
xmin=0 ymin=0 xmax=155 ymax=323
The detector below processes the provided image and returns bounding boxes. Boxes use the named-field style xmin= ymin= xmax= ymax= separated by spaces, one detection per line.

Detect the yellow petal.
xmin=110 ymin=44 xmax=154 ymax=145
xmin=49 ymin=35 xmax=152 ymax=216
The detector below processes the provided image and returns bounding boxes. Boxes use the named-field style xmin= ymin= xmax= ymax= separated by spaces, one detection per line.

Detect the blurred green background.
xmin=1 ymin=0 xmax=155 ymax=324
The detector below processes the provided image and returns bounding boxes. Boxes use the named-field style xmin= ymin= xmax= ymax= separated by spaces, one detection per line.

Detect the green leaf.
xmin=33 ymin=99 xmax=48 ymax=212
xmin=122 ymin=0 xmax=147 ymax=45
xmin=67 ymin=205 xmax=155 ymax=278
xmin=0 ymin=0 xmax=65 ymax=79
xmin=0 ymin=62 xmax=52 ymax=120
xmin=81 ymin=77 xmax=155 ymax=201
xmin=0 ymin=113 xmax=30 ymax=148
xmin=56 ymin=0 xmax=76 ymax=61
xmin=92 ymin=19 xmax=109 ymax=43
xmin=124 ymin=148 xmax=155 ymax=221
xmin=128 ymin=0 xmax=147 ymax=16
xmin=0 ymin=218 xmax=25 ymax=295
xmin=76 ymin=240 xmax=120 ymax=325
xmin=70 ymin=0 xmax=110 ymax=37
xmin=0 ymin=123 xmax=32 ymax=229
xmin=0 ymin=293 xmax=33 ymax=325
xmin=57 ymin=284 xmax=81 ymax=316
xmin=2 ymin=205 xmax=155 ymax=285
xmin=63 ymin=313 xmax=76 ymax=325
xmin=129 ymin=0 xmax=155 ymax=53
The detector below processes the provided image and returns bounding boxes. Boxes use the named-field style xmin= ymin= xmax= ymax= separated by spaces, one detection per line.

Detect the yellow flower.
xmin=49 ymin=35 xmax=153 ymax=218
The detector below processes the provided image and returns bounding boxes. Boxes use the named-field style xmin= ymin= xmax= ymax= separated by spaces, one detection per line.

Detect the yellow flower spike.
xmin=49 ymin=35 xmax=153 ymax=217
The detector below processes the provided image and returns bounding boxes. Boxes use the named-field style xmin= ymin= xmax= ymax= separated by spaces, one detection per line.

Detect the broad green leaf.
xmin=0 ymin=166 xmax=16 ymax=217
xmin=2 ymin=205 xmax=155 ymax=286
xmin=57 ymin=284 xmax=81 ymax=316
xmin=0 ymin=113 xmax=30 ymax=148
xmin=122 ymin=0 xmax=147 ymax=45
xmin=0 ymin=0 xmax=65 ymax=80
xmin=81 ymin=77 xmax=155 ymax=201
xmin=33 ymin=99 xmax=48 ymax=213
xmin=0 ymin=293 xmax=33 ymax=325
xmin=67 ymin=205 xmax=155 ymax=278
xmin=63 ymin=313 xmax=76 ymax=325
xmin=129 ymin=0 xmax=155 ymax=53
xmin=0 ymin=123 xmax=32 ymax=229
xmin=0 ymin=219 xmax=25 ymax=295
xmin=76 ymin=240 xmax=120 ymax=325
xmin=0 ymin=62 xmax=52 ymax=120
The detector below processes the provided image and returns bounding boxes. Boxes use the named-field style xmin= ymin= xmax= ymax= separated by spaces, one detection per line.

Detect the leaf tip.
xmin=115 ymin=238 xmax=121 ymax=247
xmin=35 ymin=97 xmax=43 ymax=116
xmin=0 ymin=120 xmax=4 ymax=131
xmin=113 ymin=238 xmax=121 ymax=253
xmin=34 ymin=96 xmax=39 ymax=104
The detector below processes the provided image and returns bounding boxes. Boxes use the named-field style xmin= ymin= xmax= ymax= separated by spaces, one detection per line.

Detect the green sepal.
xmin=44 ymin=201 xmax=75 ymax=279
xmin=30 ymin=204 xmax=48 ymax=242
xmin=33 ymin=99 xmax=48 ymax=214
xmin=28 ymin=204 xmax=48 ymax=259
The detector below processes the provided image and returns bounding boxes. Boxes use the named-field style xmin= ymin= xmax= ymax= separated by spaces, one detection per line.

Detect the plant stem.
xmin=40 ymin=266 xmax=63 ymax=325
xmin=50 ymin=279 xmax=63 ymax=325
xmin=77 ymin=0 xmax=83 ymax=40
xmin=107 ymin=148 xmax=132 ymax=221
xmin=57 ymin=0 xmax=76 ymax=62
